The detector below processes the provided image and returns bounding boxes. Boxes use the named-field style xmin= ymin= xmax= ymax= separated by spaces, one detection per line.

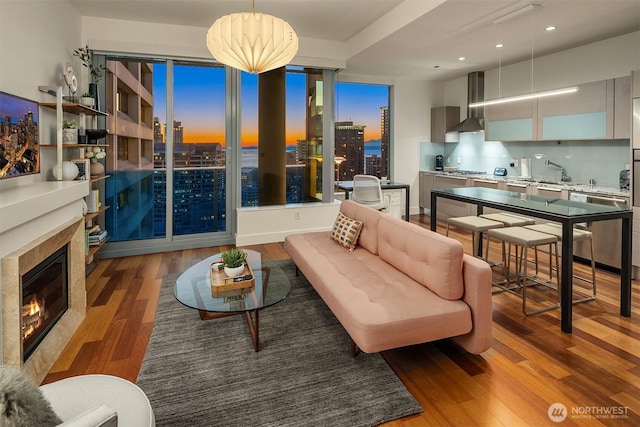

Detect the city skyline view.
xmin=152 ymin=63 xmax=388 ymax=146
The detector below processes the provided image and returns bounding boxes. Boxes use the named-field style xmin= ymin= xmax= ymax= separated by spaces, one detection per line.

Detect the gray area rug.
xmin=137 ymin=260 xmax=422 ymax=426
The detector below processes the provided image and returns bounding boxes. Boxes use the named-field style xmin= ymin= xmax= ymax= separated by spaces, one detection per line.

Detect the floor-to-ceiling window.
xmin=105 ymin=59 xmax=165 ymax=241
xmin=240 ymin=67 xmax=325 ymax=207
xmin=171 ymin=63 xmax=226 ymax=235
xmin=335 ymin=82 xmax=390 ymax=181
xmin=104 ymin=58 xmax=230 ymax=248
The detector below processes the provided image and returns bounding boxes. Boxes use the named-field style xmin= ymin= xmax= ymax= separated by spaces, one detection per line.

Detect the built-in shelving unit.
xmin=39 ymin=86 xmax=110 ymax=274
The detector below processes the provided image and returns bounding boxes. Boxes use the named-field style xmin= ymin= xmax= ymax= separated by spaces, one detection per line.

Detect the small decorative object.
xmin=85 ymin=128 xmax=108 ymax=144
xmin=220 ymin=248 xmax=248 ymax=277
xmin=62 ymin=120 xmax=78 ymax=144
xmin=80 ymin=92 xmax=95 ymax=108
xmin=53 ymin=161 xmax=79 ymax=181
xmin=63 ymin=64 xmax=77 ymax=100
xmin=85 ymin=146 xmax=106 ymax=176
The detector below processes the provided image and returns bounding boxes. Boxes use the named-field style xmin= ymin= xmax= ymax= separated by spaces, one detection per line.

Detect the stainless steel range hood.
xmin=450 ymin=71 xmax=485 ymax=132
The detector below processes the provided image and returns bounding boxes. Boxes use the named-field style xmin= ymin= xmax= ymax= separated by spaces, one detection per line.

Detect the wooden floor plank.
xmin=41 ymin=214 xmax=640 ymax=426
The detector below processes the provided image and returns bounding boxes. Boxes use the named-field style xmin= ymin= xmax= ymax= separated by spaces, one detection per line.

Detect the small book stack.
xmin=88 ymin=225 xmax=108 ymax=246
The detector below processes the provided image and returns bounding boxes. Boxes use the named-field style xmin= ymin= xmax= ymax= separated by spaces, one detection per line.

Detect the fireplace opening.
xmin=21 ymin=244 xmax=69 ymax=362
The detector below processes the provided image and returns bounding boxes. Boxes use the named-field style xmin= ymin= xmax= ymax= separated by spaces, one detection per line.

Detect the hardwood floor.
xmin=43 ymin=216 xmax=640 ymax=426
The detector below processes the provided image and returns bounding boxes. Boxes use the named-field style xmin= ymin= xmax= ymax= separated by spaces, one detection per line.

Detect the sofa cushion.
xmin=330 ymin=212 xmax=363 ymax=251
xmin=340 ymin=200 xmax=383 ymax=254
xmin=377 ymin=215 xmax=464 ymax=300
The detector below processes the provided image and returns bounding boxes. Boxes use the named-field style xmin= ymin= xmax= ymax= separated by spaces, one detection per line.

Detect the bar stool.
xmin=479 ymin=212 xmax=537 ymax=277
xmin=445 ymin=216 xmax=504 ymax=258
xmin=524 ymin=223 xmax=596 ymax=304
xmin=487 ymin=226 xmax=560 ymax=315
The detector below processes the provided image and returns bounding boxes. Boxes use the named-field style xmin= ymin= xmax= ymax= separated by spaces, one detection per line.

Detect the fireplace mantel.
xmin=0 ymin=180 xmax=89 ymax=234
xmin=1 ymin=180 xmax=89 ymax=383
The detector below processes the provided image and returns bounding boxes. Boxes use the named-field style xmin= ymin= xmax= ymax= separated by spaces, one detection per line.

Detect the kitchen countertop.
xmin=421 ymin=170 xmax=630 ymax=198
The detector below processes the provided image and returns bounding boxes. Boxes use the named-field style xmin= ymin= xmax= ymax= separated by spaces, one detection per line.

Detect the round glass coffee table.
xmin=174 ymin=249 xmax=291 ymax=351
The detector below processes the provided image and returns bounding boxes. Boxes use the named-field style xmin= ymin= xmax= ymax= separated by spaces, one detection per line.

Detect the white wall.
xmin=0 ymin=0 xmax=82 ymax=191
xmin=0 ymin=0 xmax=82 ymax=365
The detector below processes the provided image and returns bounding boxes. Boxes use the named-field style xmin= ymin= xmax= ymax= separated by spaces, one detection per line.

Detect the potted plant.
xmin=73 ymin=45 xmax=106 ymax=109
xmin=62 ymin=120 xmax=78 ymax=144
xmin=80 ymin=92 xmax=95 ymax=108
xmin=220 ymin=248 xmax=247 ymax=277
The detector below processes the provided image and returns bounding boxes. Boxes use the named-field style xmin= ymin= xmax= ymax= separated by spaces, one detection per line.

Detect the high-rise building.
xmin=380 ymin=106 xmax=389 ymax=178
xmin=335 ymin=121 xmax=365 ymax=181
xmin=365 ymin=154 xmax=383 ymax=176
xmin=173 ymin=121 xmax=184 ymax=145
xmin=153 ymin=117 xmax=163 ymax=143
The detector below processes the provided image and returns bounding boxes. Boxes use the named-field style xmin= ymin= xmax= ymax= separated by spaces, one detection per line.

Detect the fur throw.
xmin=0 ymin=365 xmax=61 ymax=427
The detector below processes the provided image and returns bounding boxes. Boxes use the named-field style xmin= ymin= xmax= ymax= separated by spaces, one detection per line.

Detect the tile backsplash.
xmin=421 ymin=133 xmax=630 ymax=188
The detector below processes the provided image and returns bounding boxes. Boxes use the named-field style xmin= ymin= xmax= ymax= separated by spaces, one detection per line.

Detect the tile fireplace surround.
xmin=1 ymin=180 xmax=88 ymax=383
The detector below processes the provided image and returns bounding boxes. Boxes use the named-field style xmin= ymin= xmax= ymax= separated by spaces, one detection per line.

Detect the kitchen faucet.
xmin=545 ymin=160 xmax=571 ymax=182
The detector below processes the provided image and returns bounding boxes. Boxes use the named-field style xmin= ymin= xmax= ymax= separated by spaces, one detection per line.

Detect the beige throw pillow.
xmin=330 ymin=212 xmax=363 ymax=251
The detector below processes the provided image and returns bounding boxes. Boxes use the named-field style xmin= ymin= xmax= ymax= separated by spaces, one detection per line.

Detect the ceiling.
xmin=69 ymin=0 xmax=640 ymax=81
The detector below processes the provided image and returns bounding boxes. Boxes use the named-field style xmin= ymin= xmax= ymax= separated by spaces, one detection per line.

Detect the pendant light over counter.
xmin=469 ymin=3 xmax=578 ymax=109
xmin=206 ymin=0 xmax=299 ymax=74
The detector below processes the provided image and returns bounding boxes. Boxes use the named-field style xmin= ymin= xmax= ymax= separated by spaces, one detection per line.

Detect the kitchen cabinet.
xmin=430 ymin=106 xmax=460 ymax=142
xmin=532 ymin=185 xmax=568 ymax=200
xmin=538 ymin=80 xmax=608 ymax=140
xmin=472 ymin=178 xmax=501 ymax=214
xmin=613 ymin=76 xmax=631 ymax=139
xmin=419 ymin=172 xmax=435 ymax=212
xmin=484 ymin=100 xmax=537 ymax=141
xmin=632 ymin=70 xmax=640 ymax=98
xmin=432 ymin=175 xmax=470 ymax=219
xmin=501 ymin=182 xmax=528 ymax=194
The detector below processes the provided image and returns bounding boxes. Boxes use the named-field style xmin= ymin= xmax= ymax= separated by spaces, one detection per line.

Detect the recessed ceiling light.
xmin=458 ymin=57 xmax=466 ymax=61
xmin=434 ymin=65 xmax=440 ymax=69
xmin=496 ymin=43 xmax=504 ymax=48
xmin=545 ymin=25 xmax=557 ymax=31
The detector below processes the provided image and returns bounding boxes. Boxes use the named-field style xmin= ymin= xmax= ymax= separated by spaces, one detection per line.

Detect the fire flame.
xmin=22 ymin=297 xmax=44 ymax=341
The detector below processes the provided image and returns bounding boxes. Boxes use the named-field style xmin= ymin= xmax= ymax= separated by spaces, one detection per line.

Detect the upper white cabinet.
xmin=484 ymin=76 xmax=631 ymax=141
xmin=484 ymin=100 xmax=537 ymax=141
xmin=613 ymin=76 xmax=631 ymax=139
xmin=538 ymin=80 xmax=608 ymax=140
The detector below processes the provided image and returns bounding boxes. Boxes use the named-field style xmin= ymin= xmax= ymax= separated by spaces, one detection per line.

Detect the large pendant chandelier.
xmin=206 ymin=0 xmax=298 ymax=74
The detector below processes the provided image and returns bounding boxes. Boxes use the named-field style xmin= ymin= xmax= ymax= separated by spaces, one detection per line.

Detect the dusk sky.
xmin=152 ymin=63 xmax=388 ymax=146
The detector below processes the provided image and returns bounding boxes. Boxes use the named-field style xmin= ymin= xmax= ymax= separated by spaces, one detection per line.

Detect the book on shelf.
xmin=89 ymin=231 xmax=108 ymax=246
xmin=86 ymin=189 xmax=99 ymax=213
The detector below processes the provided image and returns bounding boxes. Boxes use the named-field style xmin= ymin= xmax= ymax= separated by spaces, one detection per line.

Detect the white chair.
xmin=40 ymin=374 xmax=155 ymax=426
xmin=351 ymin=175 xmax=389 ymax=212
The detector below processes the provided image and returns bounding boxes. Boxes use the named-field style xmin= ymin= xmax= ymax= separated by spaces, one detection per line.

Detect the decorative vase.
xmin=53 ymin=161 xmax=79 ymax=181
xmin=88 ymin=83 xmax=100 ymax=111
xmin=224 ymin=264 xmax=245 ymax=278
xmin=62 ymin=128 xmax=78 ymax=144
xmin=90 ymin=161 xmax=105 ymax=177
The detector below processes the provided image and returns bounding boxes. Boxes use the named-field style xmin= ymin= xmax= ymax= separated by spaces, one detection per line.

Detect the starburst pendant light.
xmin=206 ymin=0 xmax=298 ymax=74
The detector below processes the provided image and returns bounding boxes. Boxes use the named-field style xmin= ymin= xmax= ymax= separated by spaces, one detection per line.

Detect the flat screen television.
xmin=0 ymin=91 xmax=40 ymax=179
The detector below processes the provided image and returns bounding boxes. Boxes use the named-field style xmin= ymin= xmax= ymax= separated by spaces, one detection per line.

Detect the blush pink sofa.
xmin=284 ymin=200 xmax=493 ymax=355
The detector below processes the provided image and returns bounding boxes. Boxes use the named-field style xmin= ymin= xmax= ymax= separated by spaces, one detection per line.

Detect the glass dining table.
xmin=430 ymin=187 xmax=633 ymax=333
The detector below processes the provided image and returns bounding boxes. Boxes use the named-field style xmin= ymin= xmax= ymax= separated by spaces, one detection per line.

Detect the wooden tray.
xmin=210 ymin=261 xmax=255 ymax=295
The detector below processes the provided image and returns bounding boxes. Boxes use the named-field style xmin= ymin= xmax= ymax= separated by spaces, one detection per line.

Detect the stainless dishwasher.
xmin=570 ymin=192 xmax=630 ymax=270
